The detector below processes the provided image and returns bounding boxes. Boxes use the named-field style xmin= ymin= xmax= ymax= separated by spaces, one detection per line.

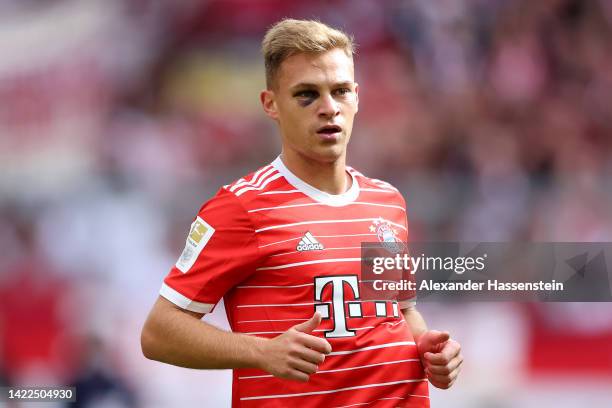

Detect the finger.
xmin=423 ymin=351 xmax=448 ymax=365
xmin=292 ymin=312 xmax=322 ymax=334
xmin=279 ymin=368 xmax=310 ymax=382
xmin=432 ymin=330 xmax=450 ymax=345
xmin=418 ymin=330 xmax=450 ymax=354
xmin=424 ymin=341 xmax=460 ymax=365
xmin=439 ymin=339 xmax=461 ymax=361
xmin=296 ymin=346 xmax=327 ymax=365
xmin=296 ymin=332 xmax=332 ymax=354
xmin=429 ymin=378 xmax=452 ymax=390
xmin=289 ymin=357 xmax=319 ymax=375
xmin=427 ymin=368 xmax=459 ymax=387
xmin=426 ymin=355 xmax=463 ymax=375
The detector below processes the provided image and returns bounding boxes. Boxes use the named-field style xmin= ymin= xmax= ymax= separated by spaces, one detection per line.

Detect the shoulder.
xmin=201 ymin=162 xmax=291 ymax=216
xmin=348 ymin=166 xmax=400 ymax=193
xmin=348 ymin=166 xmax=406 ymax=207
xmin=224 ymin=163 xmax=278 ymax=196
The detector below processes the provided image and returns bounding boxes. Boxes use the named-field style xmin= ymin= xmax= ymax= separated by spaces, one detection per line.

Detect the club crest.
xmin=369 ymin=217 xmax=403 ymax=254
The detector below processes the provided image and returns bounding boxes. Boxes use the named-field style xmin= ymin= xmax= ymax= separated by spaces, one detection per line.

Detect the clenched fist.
xmin=417 ymin=330 xmax=463 ymax=389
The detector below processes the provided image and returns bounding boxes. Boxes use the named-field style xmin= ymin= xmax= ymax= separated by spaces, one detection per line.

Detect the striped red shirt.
xmin=161 ymin=157 xmax=429 ymax=407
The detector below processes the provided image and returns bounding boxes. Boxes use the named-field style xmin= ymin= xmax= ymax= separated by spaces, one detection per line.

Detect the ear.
xmin=354 ymin=83 xmax=359 ymax=113
xmin=260 ymin=89 xmax=279 ymax=121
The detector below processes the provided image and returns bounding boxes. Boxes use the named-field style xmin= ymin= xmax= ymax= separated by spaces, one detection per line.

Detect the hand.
xmin=416 ymin=330 xmax=463 ymax=389
xmin=257 ymin=312 xmax=332 ymax=382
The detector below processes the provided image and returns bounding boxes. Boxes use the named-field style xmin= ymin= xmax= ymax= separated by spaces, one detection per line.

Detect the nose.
xmin=317 ymin=94 xmax=340 ymax=119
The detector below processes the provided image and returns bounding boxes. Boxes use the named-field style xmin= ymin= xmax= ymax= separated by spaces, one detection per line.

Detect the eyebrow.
xmin=289 ymin=81 xmax=354 ymax=92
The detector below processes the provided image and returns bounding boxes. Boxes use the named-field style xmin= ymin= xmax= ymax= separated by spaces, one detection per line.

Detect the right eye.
xmin=295 ymin=90 xmax=317 ymax=98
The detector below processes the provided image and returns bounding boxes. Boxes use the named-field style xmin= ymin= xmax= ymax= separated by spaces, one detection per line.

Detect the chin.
xmin=305 ymin=147 xmax=345 ymax=164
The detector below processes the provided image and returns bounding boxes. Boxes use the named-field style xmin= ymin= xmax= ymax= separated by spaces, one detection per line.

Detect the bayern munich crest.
xmin=369 ymin=217 xmax=403 ymax=254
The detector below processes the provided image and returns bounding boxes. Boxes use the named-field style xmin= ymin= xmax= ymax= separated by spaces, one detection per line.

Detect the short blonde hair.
xmin=262 ymin=18 xmax=355 ymax=89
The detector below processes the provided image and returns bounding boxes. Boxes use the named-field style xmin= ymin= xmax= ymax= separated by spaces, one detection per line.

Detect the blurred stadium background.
xmin=1 ymin=0 xmax=611 ymax=407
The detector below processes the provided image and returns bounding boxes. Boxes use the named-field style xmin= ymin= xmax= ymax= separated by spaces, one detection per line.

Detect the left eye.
xmin=335 ymin=88 xmax=351 ymax=96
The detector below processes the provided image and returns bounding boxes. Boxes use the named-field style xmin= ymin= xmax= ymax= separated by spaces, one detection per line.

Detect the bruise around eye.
xmin=298 ymin=98 xmax=315 ymax=107
xmin=295 ymin=91 xmax=317 ymax=107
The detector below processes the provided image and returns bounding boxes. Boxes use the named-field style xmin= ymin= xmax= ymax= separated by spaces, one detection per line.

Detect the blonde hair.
xmin=262 ymin=19 xmax=355 ymax=89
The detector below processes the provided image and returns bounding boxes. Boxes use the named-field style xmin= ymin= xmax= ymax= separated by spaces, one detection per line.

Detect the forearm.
xmin=141 ymin=297 xmax=265 ymax=370
xmin=402 ymin=305 xmax=428 ymax=343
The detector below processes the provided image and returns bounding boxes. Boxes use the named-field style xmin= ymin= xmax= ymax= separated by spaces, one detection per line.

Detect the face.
xmin=261 ymin=48 xmax=359 ymax=164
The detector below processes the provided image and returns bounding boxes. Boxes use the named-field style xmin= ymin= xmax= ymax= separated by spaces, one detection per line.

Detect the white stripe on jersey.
xmin=258 ymin=236 xmax=303 ymax=248
xmin=238 ymin=358 xmax=420 ymax=379
xmin=239 ymin=378 xmax=427 ymax=401
xmin=332 ymin=396 xmax=429 ymax=408
xmin=248 ymin=201 xmax=405 ymax=213
xmin=371 ymin=179 xmax=399 ymax=192
xmin=244 ymin=326 xmax=374 ymax=335
xmin=236 ymin=298 xmax=384 ymax=308
xmin=333 ymin=398 xmax=402 ymax=408
xmin=328 ymin=341 xmax=416 ymax=356
xmin=231 ymin=165 xmax=275 ymax=192
xmin=359 ymin=188 xmax=396 ymax=194
xmin=228 ymin=165 xmax=273 ymax=192
xmin=247 ymin=203 xmax=324 ymax=212
xmin=236 ymin=318 xmax=309 ymax=324
xmin=255 ymin=218 xmax=407 ymax=233
xmin=262 ymin=359 xmax=419 ymax=379
xmin=235 ymin=282 xmax=387 ymax=289
xmin=349 ymin=169 xmax=399 ymax=192
xmin=236 ymin=301 xmax=325 ymax=308
xmin=259 ymin=189 xmax=300 ymax=195
xmin=227 ymin=178 xmax=245 ymax=190
xmin=348 ymin=169 xmax=398 ymax=191
xmin=228 ymin=170 xmax=263 ymax=192
xmin=231 ymin=167 xmax=278 ymax=193
xmin=236 ymin=283 xmax=314 ymax=289
xmin=258 ymin=233 xmax=376 ymax=249
xmin=256 ymin=257 xmax=361 ymax=271
xmin=235 ymin=173 xmax=283 ymax=196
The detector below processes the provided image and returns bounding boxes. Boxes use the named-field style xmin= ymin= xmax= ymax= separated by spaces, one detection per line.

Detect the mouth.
xmin=316 ymin=124 xmax=343 ymax=140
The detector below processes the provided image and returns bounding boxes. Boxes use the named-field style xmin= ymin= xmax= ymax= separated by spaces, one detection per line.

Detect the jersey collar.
xmin=271 ymin=156 xmax=360 ymax=207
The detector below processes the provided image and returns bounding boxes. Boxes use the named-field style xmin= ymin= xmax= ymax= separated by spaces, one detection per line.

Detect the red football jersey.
xmin=161 ymin=157 xmax=429 ymax=407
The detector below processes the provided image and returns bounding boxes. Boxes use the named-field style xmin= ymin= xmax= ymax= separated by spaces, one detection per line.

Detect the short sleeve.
xmin=396 ymin=192 xmax=417 ymax=309
xmin=160 ymin=188 xmax=260 ymax=313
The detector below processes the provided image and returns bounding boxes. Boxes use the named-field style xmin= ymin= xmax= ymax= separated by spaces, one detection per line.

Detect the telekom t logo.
xmin=314 ymin=275 xmax=362 ymax=338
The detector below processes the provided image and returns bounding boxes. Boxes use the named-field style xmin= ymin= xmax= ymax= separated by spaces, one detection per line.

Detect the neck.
xmin=280 ymin=150 xmax=350 ymax=195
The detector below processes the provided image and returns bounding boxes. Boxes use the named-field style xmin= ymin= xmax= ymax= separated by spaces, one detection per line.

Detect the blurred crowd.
xmin=1 ymin=1 xmax=611 ymax=407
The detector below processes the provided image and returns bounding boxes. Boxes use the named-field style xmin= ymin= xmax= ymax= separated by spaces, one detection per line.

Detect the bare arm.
xmin=402 ymin=304 xmax=428 ymax=343
xmin=141 ymin=296 xmax=331 ymax=381
xmin=141 ymin=296 xmax=264 ymax=369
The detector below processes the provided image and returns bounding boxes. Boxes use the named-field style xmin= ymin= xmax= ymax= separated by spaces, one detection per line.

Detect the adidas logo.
xmin=296 ymin=232 xmax=324 ymax=252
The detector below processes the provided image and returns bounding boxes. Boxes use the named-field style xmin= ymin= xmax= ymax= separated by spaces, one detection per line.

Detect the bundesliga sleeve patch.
xmin=175 ymin=216 xmax=215 ymax=273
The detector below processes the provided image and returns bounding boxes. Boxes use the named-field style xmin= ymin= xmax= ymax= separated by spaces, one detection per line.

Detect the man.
xmin=141 ymin=19 xmax=462 ymax=407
